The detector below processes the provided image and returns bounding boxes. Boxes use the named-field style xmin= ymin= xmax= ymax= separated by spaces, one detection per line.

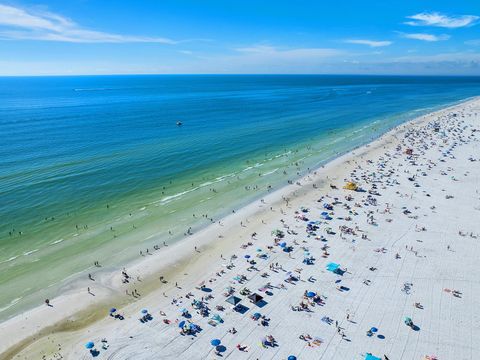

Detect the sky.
xmin=1 ymin=0 xmax=480 ymax=75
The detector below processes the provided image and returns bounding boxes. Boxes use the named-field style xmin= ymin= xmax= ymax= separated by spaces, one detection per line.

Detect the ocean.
xmin=0 ymin=74 xmax=479 ymax=320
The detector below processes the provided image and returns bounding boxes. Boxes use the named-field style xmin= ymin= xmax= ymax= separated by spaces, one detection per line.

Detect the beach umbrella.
xmin=280 ymin=242 xmax=287 ymax=248
xmin=244 ymin=255 xmax=251 ymax=259
xmin=306 ymin=291 xmax=316 ymax=298
xmin=141 ymin=309 xmax=148 ymax=314
xmin=109 ymin=308 xmax=117 ymax=313
xmin=85 ymin=342 xmax=95 ymax=349
xmin=288 ymin=356 xmax=297 ymax=360
xmin=216 ymin=345 xmax=226 ymax=353
xmin=370 ymin=327 xmax=378 ymax=333
xmin=256 ymin=248 xmax=262 ymax=252
xmin=210 ymin=339 xmax=221 ymax=346
xmin=178 ymin=320 xmax=186 ymax=328
xmin=253 ymin=312 xmax=261 ymax=318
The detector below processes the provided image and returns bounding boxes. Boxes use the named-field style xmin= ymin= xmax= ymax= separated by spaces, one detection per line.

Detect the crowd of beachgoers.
xmin=2 ymin=98 xmax=480 ymax=360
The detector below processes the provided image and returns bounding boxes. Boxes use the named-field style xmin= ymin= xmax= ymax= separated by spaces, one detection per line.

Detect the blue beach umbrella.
xmin=178 ymin=320 xmax=186 ymax=328
xmin=280 ymin=242 xmax=287 ymax=248
xmin=306 ymin=291 xmax=316 ymax=298
xmin=244 ymin=255 xmax=251 ymax=259
xmin=141 ymin=309 xmax=148 ymax=314
xmin=85 ymin=342 xmax=94 ymax=349
xmin=109 ymin=308 xmax=117 ymax=313
xmin=288 ymin=356 xmax=297 ymax=360
xmin=370 ymin=327 xmax=378 ymax=333
xmin=211 ymin=339 xmax=221 ymax=346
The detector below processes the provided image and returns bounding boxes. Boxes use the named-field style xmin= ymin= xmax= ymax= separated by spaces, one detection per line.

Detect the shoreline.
xmin=0 ymin=94 xmax=471 ymax=322
xmin=1 ymin=96 xmax=479 ymax=359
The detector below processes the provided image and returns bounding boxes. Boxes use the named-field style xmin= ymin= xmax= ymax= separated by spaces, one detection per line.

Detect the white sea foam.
xmin=0 ymin=297 xmax=22 ymax=313
xmin=242 ymin=163 xmax=264 ymax=172
xmin=160 ymin=187 xmax=199 ymax=204
xmin=23 ymin=249 xmax=39 ymax=256
xmin=50 ymin=238 xmax=64 ymax=245
xmin=262 ymin=168 xmax=279 ymax=176
xmin=0 ymin=255 xmax=18 ymax=264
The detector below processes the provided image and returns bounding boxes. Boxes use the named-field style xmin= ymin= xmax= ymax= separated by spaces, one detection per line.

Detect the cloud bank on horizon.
xmin=0 ymin=1 xmax=479 ymax=75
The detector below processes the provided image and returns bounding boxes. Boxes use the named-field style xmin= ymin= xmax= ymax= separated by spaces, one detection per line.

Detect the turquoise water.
xmin=0 ymin=75 xmax=479 ymax=319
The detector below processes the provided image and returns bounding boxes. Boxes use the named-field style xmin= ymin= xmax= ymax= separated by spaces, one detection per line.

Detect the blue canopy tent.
xmin=326 ymin=262 xmax=340 ymax=272
xmin=225 ymin=295 xmax=242 ymax=306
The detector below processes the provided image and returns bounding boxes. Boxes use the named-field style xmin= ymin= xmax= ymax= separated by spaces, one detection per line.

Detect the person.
xmin=45 ymin=299 xmax=51 ymax=306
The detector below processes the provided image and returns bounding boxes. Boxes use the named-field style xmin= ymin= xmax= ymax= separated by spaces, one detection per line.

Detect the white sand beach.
xmin=2 ymin=98 xmax=480 ymax=360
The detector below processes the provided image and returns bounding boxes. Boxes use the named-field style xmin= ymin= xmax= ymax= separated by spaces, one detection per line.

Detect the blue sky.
xmin=1 ymin=0 xmax=480 ymax=75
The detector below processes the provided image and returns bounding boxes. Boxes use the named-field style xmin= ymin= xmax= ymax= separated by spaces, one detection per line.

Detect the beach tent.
xmin=326 ymin=262 xmax=340 ymax=272
xmin=365 ymin=354 xmax=381 ymax=360
xmin=343 ymin=182 xmax=358 ymax=191
xmin=225 ymin=295 xmax=242 ymax=306
xmin=248 ymin=293 xmax=264 ymax=304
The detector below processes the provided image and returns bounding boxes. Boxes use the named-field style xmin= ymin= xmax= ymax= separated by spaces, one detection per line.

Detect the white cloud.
xmin=405 ymin=12 xmax=479 ymax=28
xmin=465 ymin=39 xmax=480 ymax=46
xmin=0 ymin=4 xmax=176 ymax=43
xmin=234 ymin=45 xmax=342 ymax=59
xmin=402 ymin=33 xmax=450 ymax=42
xmin=344 ymin=39 xmax=392 ymax=47
xmin=392 ymin=51 xmax=480 ymax=63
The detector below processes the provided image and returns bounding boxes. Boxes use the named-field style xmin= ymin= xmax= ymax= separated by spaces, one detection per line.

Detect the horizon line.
xmin=2 ymin=73 xmax=480 ymax=78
